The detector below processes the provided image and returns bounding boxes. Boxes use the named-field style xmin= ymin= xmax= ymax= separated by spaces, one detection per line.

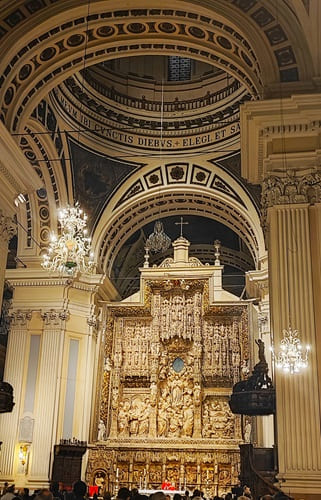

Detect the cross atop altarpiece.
xmin=175 ymin=216 xmax=189 ymax=237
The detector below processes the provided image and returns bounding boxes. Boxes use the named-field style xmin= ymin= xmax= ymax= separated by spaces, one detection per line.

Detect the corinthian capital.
xmin=41 ymin=309 xmax=69 ymax=326
xmin=10 ymin=309 xmax=32 ymax=327
xmin=87 ymin=314 xmax=98 ymax=329
xmin=261 ymin=171 xmax=321 ymax=232
xmin=0 ymin=210 xmax=16 ymax=243
xmin=262 ymin=171 xmax=321 ymax=210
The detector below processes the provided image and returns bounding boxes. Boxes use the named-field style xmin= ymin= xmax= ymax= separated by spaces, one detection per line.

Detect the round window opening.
xmin=172 ymin=357 xmax=184 ymax=373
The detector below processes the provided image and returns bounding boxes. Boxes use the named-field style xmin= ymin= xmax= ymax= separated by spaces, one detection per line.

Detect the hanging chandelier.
xmin=271 ymin=327 xmax=310 ymax=374
xmin=42 ymin=204 xmax=95 ymax=275
xmin=145 ymin=220 xmax=171 ymax=253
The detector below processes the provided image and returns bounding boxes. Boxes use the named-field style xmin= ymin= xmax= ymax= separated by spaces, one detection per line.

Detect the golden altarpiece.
xmin=87 ymin=237 xmax=252 ymax=497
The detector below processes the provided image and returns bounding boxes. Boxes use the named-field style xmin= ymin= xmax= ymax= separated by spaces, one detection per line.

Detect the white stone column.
xmin=0 ymin=210 xmax=16 ymax=309
xmin=265 ymin=178 xmax=321 ymax=494
xmin=29 ymin=309 xmax=68 ymax=485
xmin=0 ymin=310 xmax=31 ymax=479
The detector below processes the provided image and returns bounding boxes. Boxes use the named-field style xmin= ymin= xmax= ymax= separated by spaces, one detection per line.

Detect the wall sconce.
xmin=18 ymin=444 xmax=29 ymax=467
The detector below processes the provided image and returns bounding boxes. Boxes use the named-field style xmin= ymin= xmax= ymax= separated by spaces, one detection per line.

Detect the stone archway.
xmin=92 ymin=159 xmax=265 ymax=275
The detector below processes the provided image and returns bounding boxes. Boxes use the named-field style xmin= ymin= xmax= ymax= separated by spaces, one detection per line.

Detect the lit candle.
xmin=206 ymin=470 xmax=209 ymax=480
xmin=116 ymin=467 xmax=119 ymax=478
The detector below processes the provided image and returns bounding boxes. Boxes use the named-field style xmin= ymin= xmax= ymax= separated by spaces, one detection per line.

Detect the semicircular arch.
xmin=92 ymin=159 xmax=266 ymax=276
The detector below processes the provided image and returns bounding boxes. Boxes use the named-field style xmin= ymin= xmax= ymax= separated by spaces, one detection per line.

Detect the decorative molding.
xmin=7 ymin=279 xmax=71 ymax=287
xmin=0 ymin=162 xmax=22 ymax=194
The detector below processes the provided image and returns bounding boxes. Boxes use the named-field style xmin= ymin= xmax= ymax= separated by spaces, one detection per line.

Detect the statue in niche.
xmin=138 ymin=398 xmax=151 ymax=435
xmin=173 ymin=295 xmax=184 ymax=322
xmin=129 ymin=398 xmax=143 ymax=436
xmin=159 ymin=351 xmax=168 ymax=379
xmin=171 ymin=374 xmax=184 ymax=407
xmin=111 ymin=386 xmax=119 ymax=410
xmin=182 ymin=404 xmax=194 ymax=437
xmin=244 ymin=420 xmax=252 ymax=443
xmin=97 ymin=420 xmax=106 ymax=441
xmin=150 ymin=381 xmax=157 ymax=406
xmin=193 ymin=382 xmax=201 ymax=406
xmin=186 ymin=297 xmax=193 ymax=328
xmin=158 ymin=399 xmax=169 ymax=436
xmin=118 ymin=400 xmax=130 ymax=435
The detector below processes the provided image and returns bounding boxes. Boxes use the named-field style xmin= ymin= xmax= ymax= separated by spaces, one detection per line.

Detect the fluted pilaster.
xmin=0 ymin=310 xmax=31 ymax=477
xmin=29 ymin=310 xmax=68 ymax=482
xmin=268 ymin=201 xmax=321 ymax=494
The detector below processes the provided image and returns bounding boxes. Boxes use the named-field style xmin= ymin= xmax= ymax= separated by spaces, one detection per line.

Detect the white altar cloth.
xmin=138 ymin=490 xmax=186 ymax=496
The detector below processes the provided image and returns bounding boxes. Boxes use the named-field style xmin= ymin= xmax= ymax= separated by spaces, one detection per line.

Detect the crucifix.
xmin=175 ymin=216 xmax=189 ymax=237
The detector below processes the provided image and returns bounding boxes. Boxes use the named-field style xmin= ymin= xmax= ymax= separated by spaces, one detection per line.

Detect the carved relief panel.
xmin=202 ymin=318 xmax=244 ymax=384
xmin=202 ymin=396 xmax=241 ymax=441
xmin=121 ymin=320 xmax=151 ymax=377
xmin=155 ymin=289 xmax=202 ymax=341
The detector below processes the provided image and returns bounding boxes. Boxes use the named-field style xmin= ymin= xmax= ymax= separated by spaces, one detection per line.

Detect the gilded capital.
xmin=0 ymin=210 xmax=16 ymax=244
xmin=41 ymin=309 xmax=69 ymax=326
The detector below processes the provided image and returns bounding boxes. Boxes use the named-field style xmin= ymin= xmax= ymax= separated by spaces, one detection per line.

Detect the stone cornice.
xmin=240 ymin=93 xmax=321 ymax=184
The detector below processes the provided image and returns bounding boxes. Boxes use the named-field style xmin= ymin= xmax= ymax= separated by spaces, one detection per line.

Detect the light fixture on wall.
xmin=270 ymin=327 xmax=310 ymax=374
xmin=145 ymin=79 xmax=171 ymax=254
xmin=42 ymin=203 xmax=95 ymax=275
xmin=18 ymin=444 xmax=29 ymax=467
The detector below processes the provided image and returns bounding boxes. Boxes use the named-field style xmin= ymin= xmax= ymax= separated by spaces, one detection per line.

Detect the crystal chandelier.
xmin=145 ymin=220 xmax=171 ymax=253
xmin=42 ymin=204 xmax=95 ymax=275
xmin=271 ymin=327 xmax=310 ymax=374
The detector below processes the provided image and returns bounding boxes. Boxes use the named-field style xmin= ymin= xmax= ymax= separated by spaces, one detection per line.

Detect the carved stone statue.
xmin=118 ymin=400 xmax=130 ymax=435
xmin=150 ymin=381 xmax=157 ymax=406
xmin=98 ymin=420 xmax=106 ymax=441
xmin=193 ymin=382 xmax=201 ymax=406
xmin=138 ymin=398 xmax=151 ymax=435
xmin=244 ymin=420 xmax=251 ymax=443
xmin=255 ymin=338 xmax=266 ymax=364
xmin=182 ymin=404 xmax=194 ymax=437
